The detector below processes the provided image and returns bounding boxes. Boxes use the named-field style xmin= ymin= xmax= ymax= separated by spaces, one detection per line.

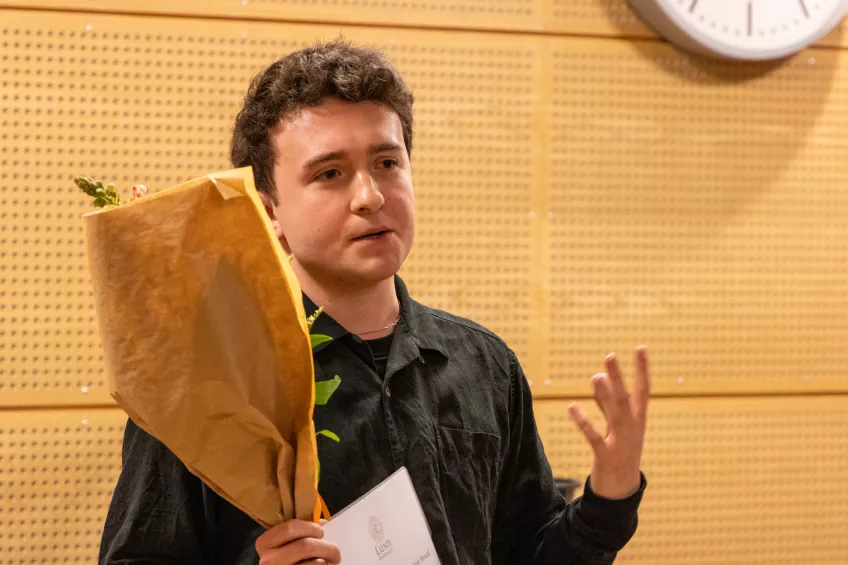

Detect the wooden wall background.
xmin=0 ymin=1 xmax=846 ymax=563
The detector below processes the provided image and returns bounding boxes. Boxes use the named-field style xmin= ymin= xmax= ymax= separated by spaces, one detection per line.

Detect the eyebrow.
xmin=369 ymin=142 xmax=403 ymax=155
xmin=302 ymin=142 xmax=404 ymax=171
xmin=303 ymin=150 xmax=347 ymax=171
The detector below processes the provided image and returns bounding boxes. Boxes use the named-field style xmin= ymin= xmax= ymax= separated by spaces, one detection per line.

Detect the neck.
xmin=293 ymin=262 xmax=400 ymax=339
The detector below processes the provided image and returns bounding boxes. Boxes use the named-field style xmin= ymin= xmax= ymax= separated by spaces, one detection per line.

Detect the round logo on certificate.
xmin=368 ymin=516 xmax=384 ymax=543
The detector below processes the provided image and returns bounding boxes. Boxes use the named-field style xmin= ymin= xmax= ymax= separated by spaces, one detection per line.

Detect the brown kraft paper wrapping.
xmin=82 ymin=167 xmax=319 ymax=527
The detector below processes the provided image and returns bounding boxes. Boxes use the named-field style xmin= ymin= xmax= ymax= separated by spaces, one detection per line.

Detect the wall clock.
xmin=628 ymin=0 xmax=848 ymax=60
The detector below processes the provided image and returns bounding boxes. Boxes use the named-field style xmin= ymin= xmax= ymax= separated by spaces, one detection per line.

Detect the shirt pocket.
xmin=435 ymin=426 xmax=501 ymax=554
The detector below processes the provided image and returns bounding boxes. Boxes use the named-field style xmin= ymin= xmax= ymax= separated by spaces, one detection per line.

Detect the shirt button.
xmin=385 ymin=387 xmax=391 ymax=398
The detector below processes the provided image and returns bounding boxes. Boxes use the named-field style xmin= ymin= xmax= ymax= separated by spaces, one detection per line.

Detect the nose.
xmin=350 ymin=170 xmax=384 ymax=214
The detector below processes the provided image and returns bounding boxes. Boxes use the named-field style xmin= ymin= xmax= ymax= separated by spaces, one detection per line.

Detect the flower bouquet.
xmin=80 ymin=167 xmax=334 ymax=526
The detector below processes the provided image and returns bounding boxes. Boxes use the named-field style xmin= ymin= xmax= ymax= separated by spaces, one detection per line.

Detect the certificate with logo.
xmin=322 ymin=467 xmax=441 ymax=564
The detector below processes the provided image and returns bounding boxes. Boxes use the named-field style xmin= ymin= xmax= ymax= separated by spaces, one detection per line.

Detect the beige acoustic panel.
xmin=821 ymin=19 xmax=848 ymax=48
xmin=0 ymin=10 xmax=543 ymax=405
xmin=546 ymin=0 xmax=651 ymax=37
xmin=2 ymin=1 xmax=846 ymax=49
xmin=546 ymin=0 xmax=848 ymax=50
xmin=536 ymin=395 xmax=848 ymax=565
xmin=392 ymin=37 xmax=544 ymax=374
xmin=0 ymin=0 xmax=545 ymax=32
xmin=0 ymin=408 xmax=126 ymax=564
xmin=4 ymin=399 xmax=847 ymax=565
xmin=546 ymin=0 xmax=848 ymax=49
xmin=541 ymin=38 xmax=848 ymax=398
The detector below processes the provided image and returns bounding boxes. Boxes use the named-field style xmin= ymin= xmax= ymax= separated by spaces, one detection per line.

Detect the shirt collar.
xmin=303 ymin=275 xmax=449 ymax=360
xmin=394 ymin=276 xmax=448 ymax=359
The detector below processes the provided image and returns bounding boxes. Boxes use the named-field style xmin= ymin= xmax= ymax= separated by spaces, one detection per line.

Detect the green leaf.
xmin=76 ymin=175 xmax=120 ymax=207
xmin=310 ymin=333 xmax=333 ymax=350
xmin=75 ymin=177 xmax=98 ymax=197
xmin=316 ymin=429 xmax=340 ymax=443
xmin=314 ymin=375 xmax=341 ymax=406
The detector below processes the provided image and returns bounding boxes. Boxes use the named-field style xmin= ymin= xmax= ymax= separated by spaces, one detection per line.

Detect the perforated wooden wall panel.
xmin=536 ymin=396 xmax=848 ymax=565
xmin=542 ymin=39 xmax=848 ymax=397
xmin=0 ymin=10 xmax=544 ymax=404
xmin=0 ymin=0 xmax=545 ymax=32
xmin=545 ymin=1 xmax=848 ymax=48
xmin=3 ymin=10 xmax=848 ymax=404
xmin=547 ymin=0 xmax=650 ymax=36
xmin=2 ymin=4 xmax=848 ymax=565
xmin=0 ymin=409 xmax=125 ymax=564
xmin=0 ymin=10 xmax=285 ymax=407
xmin=389 ymin=34 xmax=545 ymax=373
xmin=2 ymin=0 xmax=846 ymax=48
xmin=3 ymin=400 xmax=846 ymax=564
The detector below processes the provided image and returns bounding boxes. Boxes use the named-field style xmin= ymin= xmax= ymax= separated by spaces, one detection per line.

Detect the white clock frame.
xmin=628 ymin=0 xmax=848 ymax=60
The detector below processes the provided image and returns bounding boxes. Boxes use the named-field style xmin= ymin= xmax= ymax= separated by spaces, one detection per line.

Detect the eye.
xmin=317 ymin=169 xmax=341 ymax=181
xmin=380 ymin=159 xmax=398 ymax=169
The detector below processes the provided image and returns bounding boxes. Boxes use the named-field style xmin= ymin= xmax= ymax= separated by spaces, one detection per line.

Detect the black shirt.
xmin=365 ymin=332 xmax=394 ymax=378
xmin=100 ymin=276 xmax=645 ymax=565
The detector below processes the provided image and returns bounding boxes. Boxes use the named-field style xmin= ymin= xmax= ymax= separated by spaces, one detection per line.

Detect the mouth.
xmin=353 ymin=229 xmax=391 ymax=241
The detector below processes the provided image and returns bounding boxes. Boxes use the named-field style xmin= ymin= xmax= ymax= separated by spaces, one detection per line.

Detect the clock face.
xmin=630 ymin=0 xmax=847 ymax=60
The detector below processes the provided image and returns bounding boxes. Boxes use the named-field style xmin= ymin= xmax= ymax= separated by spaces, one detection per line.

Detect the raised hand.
xmin=568 ymin=346 xmax=650 ymax=500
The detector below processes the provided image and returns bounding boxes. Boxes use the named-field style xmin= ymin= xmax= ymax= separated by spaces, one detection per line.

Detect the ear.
xmin=259 ymin=192 xmax=291 ymax=254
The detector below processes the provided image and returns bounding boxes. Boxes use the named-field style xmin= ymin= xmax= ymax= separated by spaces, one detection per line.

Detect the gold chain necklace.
xmin=357 ymin=316 xmax=400 ymax=337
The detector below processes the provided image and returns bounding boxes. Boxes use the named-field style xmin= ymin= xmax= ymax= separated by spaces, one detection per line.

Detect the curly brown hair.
xmin=230 ymin=39 xmax=415 ymax=205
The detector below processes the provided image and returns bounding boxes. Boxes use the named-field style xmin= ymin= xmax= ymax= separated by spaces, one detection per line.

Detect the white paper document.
xmin=322 ymin=467 xmax=441 ymax=565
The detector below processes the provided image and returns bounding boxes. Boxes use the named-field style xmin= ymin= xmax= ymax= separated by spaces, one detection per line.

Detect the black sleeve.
xmin=99 ymin=418 xmax=213 ymax=564
xmin=491 ymin=353 xmax=646 ymax=565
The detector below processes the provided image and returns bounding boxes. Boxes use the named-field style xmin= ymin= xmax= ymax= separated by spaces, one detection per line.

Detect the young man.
xmin=100 ymin=40 xmax=649 ymax=565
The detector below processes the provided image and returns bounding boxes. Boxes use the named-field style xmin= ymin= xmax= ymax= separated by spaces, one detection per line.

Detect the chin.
xmin=345 ymin=257 xmax=404 ymax=285
xmin=299 ymin=260 xmax=398 ymax=289
xmin=354 ymin=264 xmax=401 ymax=284
xmin=300 ymin=241 xmax=410 ymax=287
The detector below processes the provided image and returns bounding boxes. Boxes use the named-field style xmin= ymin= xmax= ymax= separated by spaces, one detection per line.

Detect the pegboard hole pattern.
xmin=0 ymin=411 xmax=125 ymax=563
xmin=0 ymin=21 xmax=307 ymax=404
xmin=3 ymin=10 xmax=848 ymax=405
xmin=252 ymin=0 xmax=538 ymax=16
xmin=0 ymin=14 xmax=548 ymax=405
xmin=537 ymin=397 xmax=848 ymax=564
xmin=545 ymin=41 xmax=848 ymax=393
xmin=393 ymin=41 xmax=541 ymax=360
xmin=550 ymin=0 xmax=640 ymax=26
xmin=0 ymin=0 xmax=845 ymax=47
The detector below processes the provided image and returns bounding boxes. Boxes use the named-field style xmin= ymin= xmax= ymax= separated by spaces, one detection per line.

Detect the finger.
xmin=632 ymin=345 xmax=651 ymax=422
xmin=604 ymin=353 xmax=630 ymax=404
xmin=256 ymin=520 xmax=324 ymax=554
xmin=568 ymin=402 xmax=606 ymax=451
xmin=262 ymin=538 xmax=341 ymax=565
xmin=592 ymin=373 xmax=626 ymax=429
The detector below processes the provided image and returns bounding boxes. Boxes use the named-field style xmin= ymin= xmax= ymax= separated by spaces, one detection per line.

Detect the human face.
xmin=267 ymin=99 xmax=415 ymax=289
